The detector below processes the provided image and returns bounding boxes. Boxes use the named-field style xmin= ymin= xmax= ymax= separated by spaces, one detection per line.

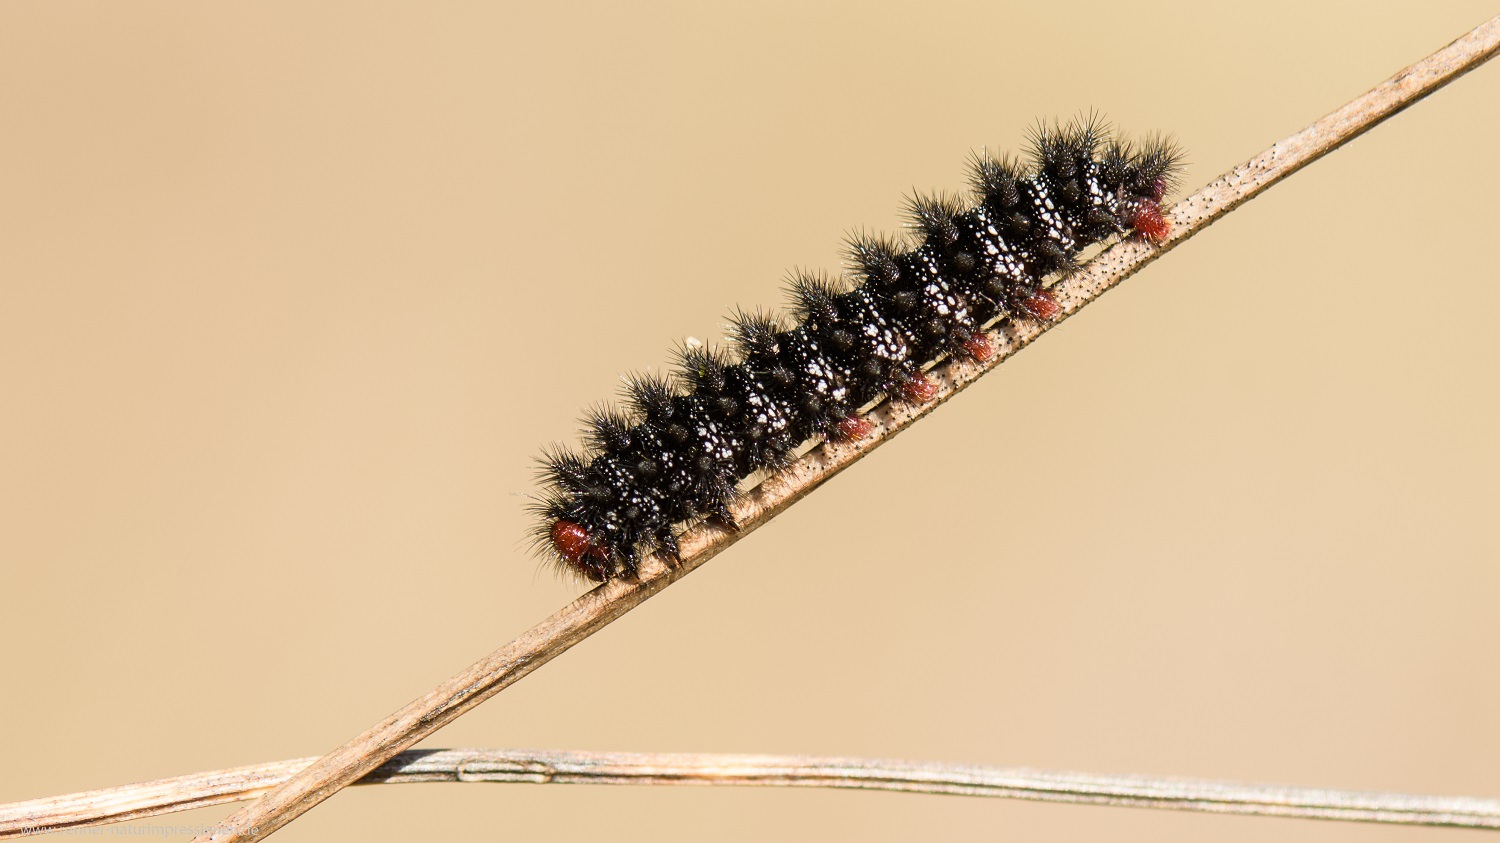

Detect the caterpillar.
xmin=532 ymin=117 xmax=1183 ymax=582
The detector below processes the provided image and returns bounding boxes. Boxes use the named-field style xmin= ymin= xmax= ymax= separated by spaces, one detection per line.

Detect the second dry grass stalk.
xmin=9 ymin=749 xmax=1500 ymax=835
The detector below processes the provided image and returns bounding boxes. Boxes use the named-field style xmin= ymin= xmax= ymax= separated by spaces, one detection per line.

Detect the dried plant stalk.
xmin=184 ymin=15 xmax=1500 ymax=843
xmin=5 ymin=749 xmax=1499 ymax=837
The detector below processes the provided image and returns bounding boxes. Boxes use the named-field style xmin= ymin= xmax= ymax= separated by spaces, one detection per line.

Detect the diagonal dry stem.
xmin=187 ymin=14 xmax=1500 ymax=843
xmin=6 ymin=749 xmax=1499 ymax=837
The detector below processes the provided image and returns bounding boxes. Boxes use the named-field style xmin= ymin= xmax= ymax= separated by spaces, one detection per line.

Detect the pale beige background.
xmin=2 ymin=3 xmax=1497 ymax=841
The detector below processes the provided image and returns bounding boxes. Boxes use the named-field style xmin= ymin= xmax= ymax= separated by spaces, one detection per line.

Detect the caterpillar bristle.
xmin=670 ymin=342 xmax=731 ymax=392
xmin=966 ymin=150 xmax=1024 ymax=208
xmin=621 ymin=371 xmax=677 ymax=423
xmin=531 ymin=116 xmax=1185 ymax=582
xmin=581 ymin=404 xmax=634 ymax=453
xmin=903 ymin=192 xmax=967 ymax=248
xmin=536 ymin=446 xmax=591 ymax=492
xmin=844 ymin=231 xmax=904 ymax=287
xmin=726 ymin=307 xmax=784 ymax=361
xmin=1135 ymin=134 xmax=1187 ymax=199
xmin=787 ymin=270 xmax=843 ymax=327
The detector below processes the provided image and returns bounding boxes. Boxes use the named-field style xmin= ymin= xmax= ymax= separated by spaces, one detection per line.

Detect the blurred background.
xmin=2 ymin=3 xmax=1497 ymax=841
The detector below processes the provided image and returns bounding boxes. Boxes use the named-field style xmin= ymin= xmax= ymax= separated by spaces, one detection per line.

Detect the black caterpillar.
xmin=533 ymin=118 xmax=1182 ymax=582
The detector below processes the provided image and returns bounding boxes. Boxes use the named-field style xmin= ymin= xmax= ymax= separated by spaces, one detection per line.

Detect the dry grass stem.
xmin=6 ymin=749 xmax=1499 ymax=837
xmin=184 ymin=15 xmax=1500 ymax=843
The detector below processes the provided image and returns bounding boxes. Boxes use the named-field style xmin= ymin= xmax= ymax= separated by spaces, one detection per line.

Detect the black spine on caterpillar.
xmin=533 ymin=117 xmax=1183 ymax=582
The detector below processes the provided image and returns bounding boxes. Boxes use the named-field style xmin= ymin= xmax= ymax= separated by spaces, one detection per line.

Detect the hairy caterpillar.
xmin=533 ymin=117 xmax=1183 ymax=582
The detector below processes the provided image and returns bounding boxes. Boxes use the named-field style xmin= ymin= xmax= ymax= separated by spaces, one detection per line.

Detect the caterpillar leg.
xmin=960 ymin=332 xmax=995 ymax=363
xmin=656 ymin=528 xmax=682 ymax=566
xmin=1019 ymin=289 xmax=1062 ymax=321
xmin=710 ymin=502 xmax=741 ymax=533
xmin=832 ymin=414 xmax=874 ymax=442
xmin=893 ymin=372 xmax=939 ymax=404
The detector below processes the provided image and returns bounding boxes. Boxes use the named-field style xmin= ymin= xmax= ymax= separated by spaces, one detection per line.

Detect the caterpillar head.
xmin=549 ymin=518 xmax=612 ymax=582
